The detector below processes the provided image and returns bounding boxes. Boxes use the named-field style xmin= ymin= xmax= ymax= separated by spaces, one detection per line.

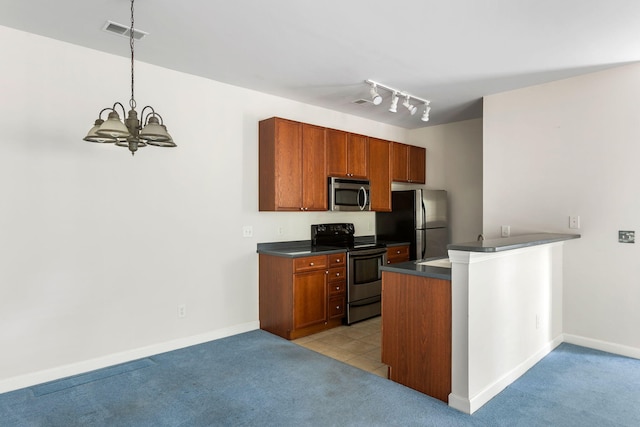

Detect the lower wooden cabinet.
xmin=386 ymin=245 xmax=410 ymax=264
xmin=381 ymin=271 xmax=451 ymax=402
xmin=259 ymin=252 xmax=345 ymax=340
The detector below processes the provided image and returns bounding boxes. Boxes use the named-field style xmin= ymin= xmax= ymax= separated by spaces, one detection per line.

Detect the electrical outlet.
xmin=242 ymin=225 xmax=253 ymax=238
xmin=177 ymin=304 xmax=187 ymax=318
xmin=277 ymin=226 xmax=285 ymax=236
xmin=619 ymin=230 xmax=635 ymax=243
xmin=501 ymin=225 xmax=510 ymax=237
xmin=569 ymin=215 xmax=580 ymax=229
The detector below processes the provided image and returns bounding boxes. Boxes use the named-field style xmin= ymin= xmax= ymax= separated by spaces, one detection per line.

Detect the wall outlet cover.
xmin=619 ymin=230 xmax=635 ymax=243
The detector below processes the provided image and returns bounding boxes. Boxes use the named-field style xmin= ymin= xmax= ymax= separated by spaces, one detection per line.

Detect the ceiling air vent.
xmin=353 ymin=99 xmax=373 ymax=105
xmin=102 ymin=21 xmax=148 ymax=40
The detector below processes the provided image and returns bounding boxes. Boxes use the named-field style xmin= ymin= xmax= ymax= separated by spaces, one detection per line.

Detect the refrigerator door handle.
xmin=421 ymin=199 xmax=427 ymax=229
xmin=415 ymin=228 xmax=426 ymax=260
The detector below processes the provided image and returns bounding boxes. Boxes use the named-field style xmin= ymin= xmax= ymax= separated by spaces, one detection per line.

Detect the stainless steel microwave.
xmin=328 ymin=177 xmax=371 ymax=211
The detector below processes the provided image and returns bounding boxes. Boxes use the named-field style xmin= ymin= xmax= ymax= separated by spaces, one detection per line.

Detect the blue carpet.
xmin=0 ymin=331 xmax=639 ymax=426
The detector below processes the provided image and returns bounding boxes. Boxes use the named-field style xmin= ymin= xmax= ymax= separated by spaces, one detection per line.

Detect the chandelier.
xmin=83 ymin=0 xmax=176 ymax=156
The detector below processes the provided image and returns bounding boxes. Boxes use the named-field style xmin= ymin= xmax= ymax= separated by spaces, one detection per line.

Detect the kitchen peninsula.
xmin=380 ymin=233 xmax=580 ymax=414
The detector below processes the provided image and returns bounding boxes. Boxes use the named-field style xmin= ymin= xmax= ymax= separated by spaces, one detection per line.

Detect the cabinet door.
xmin=408 ymin=145 xmax=426 ymax=184
xmin=347 ymin=133 xmax=369 ymax=179
xmin=392 ymin=142 xmax=409 ymax=182
xmin=293 ymin=270 xmax=327 ymax=330
xmin=326 ymin=129 xmax=368 ymax=179
xmin=301 ymin=123 xmax=327 ymax=211
xmin=259 ymin=118 xmax=303 ymax=211
xmin=369 ymin=138 xmax=392 ymax=212
xmin=326 ymin=128 xmax=349 ymax=177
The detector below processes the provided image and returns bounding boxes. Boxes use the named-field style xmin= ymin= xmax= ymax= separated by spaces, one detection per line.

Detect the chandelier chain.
xmin=129 ymin=0 xmax=136 ymax=110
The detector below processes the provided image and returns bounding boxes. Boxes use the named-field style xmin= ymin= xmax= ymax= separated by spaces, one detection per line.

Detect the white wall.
xmin=449 ymin=242 xmax=564 ymax=413
xmin=484 ymin=63 xmax=640 ymax=355
xmin=409 ymin=119 xmax=483 ymax=244
xmin=0 ymin=25 xmax=409 ymax=391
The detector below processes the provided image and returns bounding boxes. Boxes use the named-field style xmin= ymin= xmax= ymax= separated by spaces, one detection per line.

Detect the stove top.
xmin=311 ymin=223 xmax=385 ymax=251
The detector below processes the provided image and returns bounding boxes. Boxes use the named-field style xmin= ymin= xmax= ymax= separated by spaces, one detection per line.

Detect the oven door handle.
xmin=348 ymin=247 xmax=387 ymax=257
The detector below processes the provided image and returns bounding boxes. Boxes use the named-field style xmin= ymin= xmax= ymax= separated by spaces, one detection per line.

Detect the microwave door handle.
xmin=359 ymin=186 xmax=368 ymax=211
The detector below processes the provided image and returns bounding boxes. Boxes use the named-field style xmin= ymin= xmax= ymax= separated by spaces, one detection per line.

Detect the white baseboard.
xmin=449 ymin=335 xmax=563 ymax=414
xmin=563 ymin=333 xmax=640 ymax=360
xmin=0 ymin=321 xmax=259 ymax=394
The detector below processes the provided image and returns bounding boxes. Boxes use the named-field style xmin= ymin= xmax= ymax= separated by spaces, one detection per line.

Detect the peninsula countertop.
xmin=379 ymin=233 xmax=580 ymax=281
xmin=447 ymin=232 xmax=580 ymax=253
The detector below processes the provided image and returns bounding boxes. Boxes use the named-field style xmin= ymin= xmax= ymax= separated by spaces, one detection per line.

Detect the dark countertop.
xmin=380 ymin=258 xmax=452 ymax=281
xmin=447 ymin=233 xmax=580 ymax=253
xmin=257 ymin=235 xmax=396 ymax=258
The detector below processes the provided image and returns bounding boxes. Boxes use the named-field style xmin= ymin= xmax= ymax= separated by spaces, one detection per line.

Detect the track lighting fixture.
xmin=369 ymin=83 xmax=382 ymax=105
xmin=389 ymin=92 xmax=399 ymax=113
xmin=403 ymin=96 xmax=417 ymax=115
xmin=421 ymin=102 xmax=431 ymax=122
xmin=364 ymin=79 xmax=431 ymax=123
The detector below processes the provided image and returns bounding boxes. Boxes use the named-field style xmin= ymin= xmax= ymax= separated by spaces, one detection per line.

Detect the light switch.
xmin=569 ymin=215 xmax=580 ymax=229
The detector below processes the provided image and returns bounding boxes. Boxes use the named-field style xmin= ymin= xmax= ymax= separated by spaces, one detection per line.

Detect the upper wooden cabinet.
xmin=392 ymin=142 xmax=426 ymax=184
xmin=259 ymin=117 xmax=327 ymax=211
xmin=368 ymin=137 xmax=392 ymax=212
xmin=326 ymin=129 xmax=369 ymax=179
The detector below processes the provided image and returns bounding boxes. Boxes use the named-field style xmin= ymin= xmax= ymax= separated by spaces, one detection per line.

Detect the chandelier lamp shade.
xmin=83 ymin=0 xmax=176 ymax=156
xmin=365 ymin=79 xmax=431 ymax=122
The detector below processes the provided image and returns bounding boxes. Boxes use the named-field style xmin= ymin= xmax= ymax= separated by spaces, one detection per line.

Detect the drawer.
xmin=328 ymin=295 xmax=345 ymax=319
xmin=328 ymin=281 xmax=346 ymax=296
xmin=327 ymin=267 xmax=346 ymax=283
xmin=294 ymin=255 xmax=327 ymax=273
xmin=386 ymin=245 xmax=410 ymax=264
xmin=328 ymin=253 xmax=346 ymax=267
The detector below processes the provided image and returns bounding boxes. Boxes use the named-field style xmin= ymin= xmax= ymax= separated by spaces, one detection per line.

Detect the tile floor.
xmin=293 ymin=316 xmax=388 ymax=378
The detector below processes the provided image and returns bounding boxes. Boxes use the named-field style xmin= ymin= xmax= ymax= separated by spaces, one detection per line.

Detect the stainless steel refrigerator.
xmin=376 ymin=189 xmax=449 ymax=260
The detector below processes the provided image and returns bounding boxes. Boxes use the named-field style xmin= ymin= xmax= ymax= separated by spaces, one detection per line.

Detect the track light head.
xmin=369 ymin=84 xmax=382 ymax=105
xmin=403 ymin=96 xmax=417 ymax=115
xmin=421 ymin=102 xmax=431 ymax=122
xmin=389 ymin=92 xmax=399 ymax=113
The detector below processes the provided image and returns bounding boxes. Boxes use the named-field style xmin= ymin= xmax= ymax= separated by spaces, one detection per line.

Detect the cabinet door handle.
xmin=335 ymin=286 xmax=340 ymax=290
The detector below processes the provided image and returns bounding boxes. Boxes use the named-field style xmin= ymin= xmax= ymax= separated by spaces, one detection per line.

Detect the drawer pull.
xmin=336 ymin=272 xmax=340 ymax=277
xmin=396 ymin=250 xmax=401 ymax=254
xmin=309 ymin=262 xmax=314 ymax=266
xmin=336 ymin=306 xmax=341 ymax=310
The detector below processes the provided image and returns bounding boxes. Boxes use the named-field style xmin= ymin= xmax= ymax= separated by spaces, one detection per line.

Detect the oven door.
xmin=348 ymin=247 xmax=386 ymax=303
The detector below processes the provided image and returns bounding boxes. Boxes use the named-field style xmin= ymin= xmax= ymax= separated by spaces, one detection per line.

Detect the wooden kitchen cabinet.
xmin=259 ymin=117 xmax=327 ymax=211
xmin=326 ymin=128 xmax=369 ymax=179
xmin=386 ymin=244 xmax=410 ymax=264
xmin=392 ymin=142 xmax=426 ymax=184
xmin=327 ymin=253 xmax=346 ymax=319
xmin=259 ymin=253 xmax=345 ymax=340
xmin=381 ymin=271 xmax=451 ymax=402
xmin=368 ymin=137 xmax=392 ymax=212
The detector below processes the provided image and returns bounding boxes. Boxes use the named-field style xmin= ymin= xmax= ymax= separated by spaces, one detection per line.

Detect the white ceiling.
xmin=2 ymin=0 xmax=640 ymax=128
